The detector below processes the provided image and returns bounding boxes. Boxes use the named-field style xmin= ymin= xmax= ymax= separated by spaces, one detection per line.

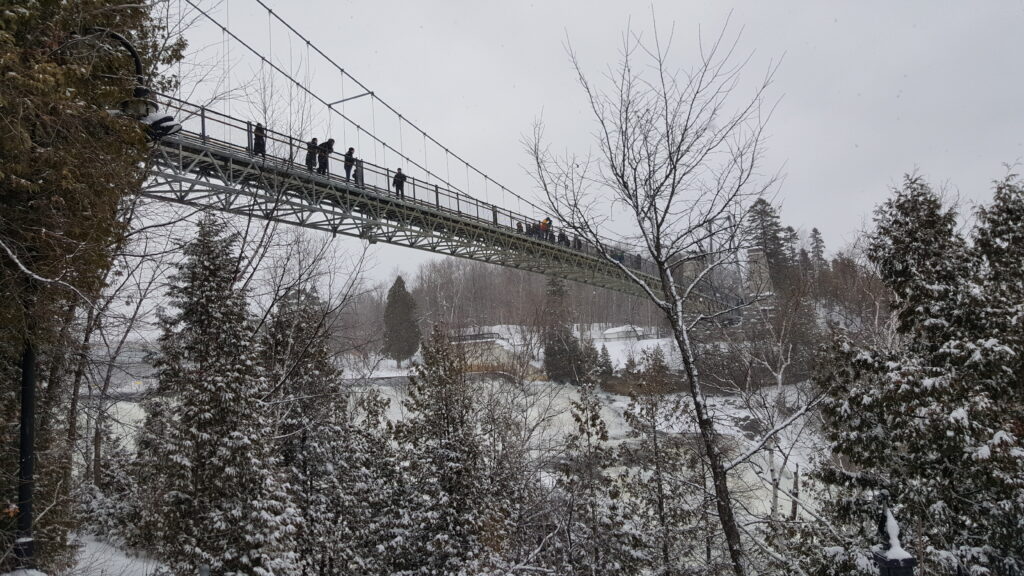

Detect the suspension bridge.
xmin=142 ymin=1 xmax=674 ymax=298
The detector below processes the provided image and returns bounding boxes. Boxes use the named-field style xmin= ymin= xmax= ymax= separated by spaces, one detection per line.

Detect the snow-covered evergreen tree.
xmin=813 ymin=176 xmax=1024 ymax=575
xmin=388 ymin=324 xmax=500 ymax=574
xmin=557 ymin=382 xmax=642 ymax=575
xmin=383 ymin=275 xmax=421 ymax=367
xmin=543 ymin=277 xmax=585 ymax=383
xmin=597 ymin=344 xmax=614 ymax=380
xmin=259 ymin=286 xmax=357 ymax=573
xmin=135 ymin=217 xmax=296 ymax=575
xmin=619 ymin=348 xmax=705 ymax=574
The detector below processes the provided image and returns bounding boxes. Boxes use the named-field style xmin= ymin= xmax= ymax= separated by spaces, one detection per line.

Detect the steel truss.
xmin=145 ymin=132 xmax=661 ymax=296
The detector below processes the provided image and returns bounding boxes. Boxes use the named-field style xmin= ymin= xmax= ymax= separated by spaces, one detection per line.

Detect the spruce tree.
xmin=389 ymin=325 xmax=499 ymax=574
xmin=260 ymin=286 xmax=354 ymax=574
xmin=382 ymin=275 xmax=421 ymax=367
xmin=543 ymin=277 xmax=584 ymax=383
xmin=619 ymin=347 xmax=706 ymax=574
xmin=808 ymin=228 xmax=827 ymax=270
xmin=136 ymin=217 xmax=296 ymax=574
xmin=597 ymin=344 xmax=614 ymax=380
xmin=557 ymin=383 xmax=640 ymax=575
xmin=813 ymin=176 xmax=1024 ymax=575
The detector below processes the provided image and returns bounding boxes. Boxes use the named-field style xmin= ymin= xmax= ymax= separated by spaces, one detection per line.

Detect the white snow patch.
xmin=72 ymin=536 xmax=165 ymax=576
xmin=948 ymin=407 xmax=969 ymax=426
xmin=884 ymin=509 xmax=913 ymax=561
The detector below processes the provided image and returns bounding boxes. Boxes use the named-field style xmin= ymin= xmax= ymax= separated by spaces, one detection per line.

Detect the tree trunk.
xmin=92 ymin=414 xmax=103 ymax=486
xmin=650 ymin=405 xmax=672 ymax=575
xmin=789 ymin=464 xmax=799 ymax=521
xmin=38 ymin=302 xmax=78 ymax=438
xmin=769 ymin=445 xmax=779 ymax=521
xmin=673 ymin=323 xmax=747 ymax=576
xmin=66 ymin=306 xmax=98 ymax=456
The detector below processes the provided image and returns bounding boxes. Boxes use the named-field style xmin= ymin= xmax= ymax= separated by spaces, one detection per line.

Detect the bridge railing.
xmin=156 ymin=94 xmax=661 ymax=278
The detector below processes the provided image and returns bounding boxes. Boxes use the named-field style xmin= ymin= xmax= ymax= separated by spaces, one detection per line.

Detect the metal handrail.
xmin=155 ymin=93 xmax=659 ymax=278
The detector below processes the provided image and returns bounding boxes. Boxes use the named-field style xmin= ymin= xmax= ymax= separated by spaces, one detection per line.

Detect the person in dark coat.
xmin=392 ymin=168 xmax=407 ymax=198
xmin=305 ymin=137 xmax=318 ymax=171
xmin=344 ymin=147 xmax=355 ymax=181
xmin=253 ymin=123 xmax=266 ymax=158
xmin=317 ymin=138 xmax=335 ymax=175
xmin=557 ymin=230 xmax=568 ymax=246
xmin=516 ymin=221 xmax=524 ymax=234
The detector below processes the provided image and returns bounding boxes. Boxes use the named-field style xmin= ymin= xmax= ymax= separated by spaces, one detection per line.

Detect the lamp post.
xmin=12 ymin=27 xmax=179 ymax=569
xmin=874 ymin=508 xmax=917 ymax=576
xmin=85 ymin=28 xmax=181 ymax=138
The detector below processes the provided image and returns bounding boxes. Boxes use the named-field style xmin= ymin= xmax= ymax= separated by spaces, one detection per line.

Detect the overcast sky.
xmin=185 ymin=1 xmax=1024 ymax=284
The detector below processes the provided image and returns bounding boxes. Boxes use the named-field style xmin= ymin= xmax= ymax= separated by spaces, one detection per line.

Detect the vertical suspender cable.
xmin=341 ymin=71 xmax=347 ymax=147
xmin=371 ymin=97 xmax=380 ymax=167
xmin=225 ymin=0 xmax=230 ymax=122
xmin=305 ymin=41 xmax=312 ymax=139
xmin=221 ymin=26 xmax=228 ymax=141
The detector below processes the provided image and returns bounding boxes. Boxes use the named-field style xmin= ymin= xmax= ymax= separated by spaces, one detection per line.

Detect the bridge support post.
xmin=200 ymin=107 xmax=207 ymax=141
xmin=435 ymin=184 xmax=439 ymax=208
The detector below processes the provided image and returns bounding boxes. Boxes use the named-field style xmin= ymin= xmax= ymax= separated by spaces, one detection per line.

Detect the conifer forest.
xmin=1 ymin=1 xmax=1022 ymax=575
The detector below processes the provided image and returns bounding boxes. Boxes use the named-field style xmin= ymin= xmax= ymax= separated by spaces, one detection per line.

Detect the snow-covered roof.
xmin=603 ymin=325 xmax=643 ymax=336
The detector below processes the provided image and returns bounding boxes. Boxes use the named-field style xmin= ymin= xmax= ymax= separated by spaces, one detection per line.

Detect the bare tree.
xmin=527 ymin=21 xmax=779 ymax=576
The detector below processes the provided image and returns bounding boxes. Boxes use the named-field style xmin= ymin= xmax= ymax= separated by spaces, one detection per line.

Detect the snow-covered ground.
xmin=70 ymin=536 xmax=164 ymax=576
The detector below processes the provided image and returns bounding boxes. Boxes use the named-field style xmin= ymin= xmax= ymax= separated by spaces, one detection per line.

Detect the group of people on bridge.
xmin=248 ymin=122 xmax=411 ymax=198
xmin=248 ymin=122 xmax=645 ymax=272
xmin=515 ymin=217 xmax=645 ymax=272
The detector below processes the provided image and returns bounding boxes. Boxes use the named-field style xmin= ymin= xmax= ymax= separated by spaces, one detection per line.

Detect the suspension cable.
xmin=184 ymin=0 xmax=457 ymax=193
xmin=251 ymin=0 xmax=547 ymax=215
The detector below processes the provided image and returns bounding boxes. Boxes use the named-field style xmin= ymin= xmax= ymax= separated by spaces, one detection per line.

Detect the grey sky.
xmin=184 ymin=1 xmax=1024 ymax=284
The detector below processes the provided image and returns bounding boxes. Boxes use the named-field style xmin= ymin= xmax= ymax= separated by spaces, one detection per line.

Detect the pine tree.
xmin=813 ymin=176 xmax=1024 ymax=575
xmin=389 ymin=325 xmax=500 ymax=574
xmin=748 ymin=199 xmax=788 ymax=269
xmin=135 ymin=217 xmax=296 ymax=574
xmin=0 ymin=3 xmax=183 ymax=569
xmin=619 ymin=348 xmax=705 ymax=574
xmin=781 ymin=226 xmax=800 ymax=265
xmin=808 ymin=228 xmax=827 ymax=270
xmin=543 ymin=277 xmax=585 ymax=383
xmin=557 ymin=383 xmax=641 ymax=575
xmin=260 ymin=286 xmax=355 ymax=574
xmin=597 ymin=344 xmax=614 ymax=380
xmin=382 ymin=275 xmax=421 ymax=367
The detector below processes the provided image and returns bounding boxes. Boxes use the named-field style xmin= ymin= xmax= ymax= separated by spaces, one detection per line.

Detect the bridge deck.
xmin=145 ymin=128 xmax=662 ymax=296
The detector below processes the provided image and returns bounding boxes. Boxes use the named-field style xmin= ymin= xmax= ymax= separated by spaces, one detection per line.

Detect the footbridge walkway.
xmin=145 ymin=95 xmax=663 ymax=297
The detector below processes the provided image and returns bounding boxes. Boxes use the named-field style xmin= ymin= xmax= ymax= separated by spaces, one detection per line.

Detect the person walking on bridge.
xmin=393 ymin=168 xmax=407 ymax=199
xmin=344 ymin=147 xmax=356 ymax=181
xmin=305 ymin=137 xmax=318 ymax=172
xmin=317 ymin=138 xmax=335 ymax=176
xmin=252 ymin=123 xmax=266 ymax=159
